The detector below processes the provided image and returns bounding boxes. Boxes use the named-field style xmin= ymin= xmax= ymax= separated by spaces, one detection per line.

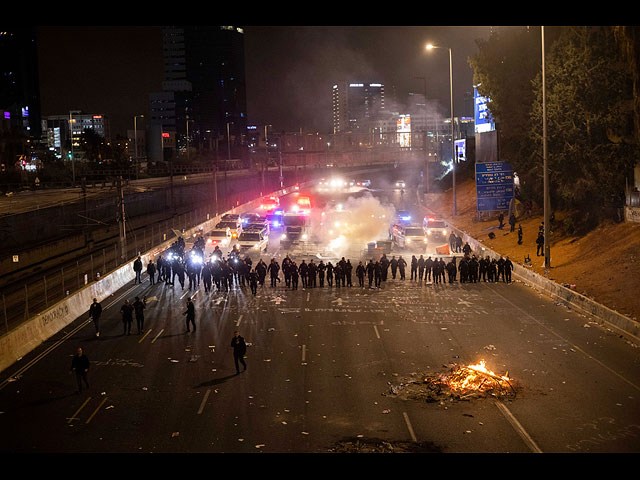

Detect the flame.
xmin=431 ymin=360 xmax=512 ymax=395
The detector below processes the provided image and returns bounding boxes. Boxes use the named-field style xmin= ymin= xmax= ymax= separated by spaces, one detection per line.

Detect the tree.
xmin=530 ymin=26 xmax=638 ymax=232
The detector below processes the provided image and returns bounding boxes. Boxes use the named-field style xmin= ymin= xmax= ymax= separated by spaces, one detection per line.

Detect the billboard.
xmin=454 ymin=139 xmax=466 ymax=162
xmin=397 ymin=114 xmax=411 ymax=148
xmin=474 ymin=87 xmax=495 ymax=134
xmin=475 ymin=161 xmax=514 ymax=212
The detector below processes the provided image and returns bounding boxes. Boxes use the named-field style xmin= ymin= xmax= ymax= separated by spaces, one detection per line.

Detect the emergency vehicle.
xmin=281 ymin=212 xmax=310 ymax=244
xmin=216 ymin=218 xmax=242 ymax=241
xmin=260 ymin=195 xmax=280 ymax=212
xmin=207 ymin=225 xmax=232 ymax=247
xmin=390 ymin=223 xmax=427 ymax=250
xmin=237 ymin=225 xmax=269 ymax=252
xmin=423 ymin=216 xmax=449 ymax=241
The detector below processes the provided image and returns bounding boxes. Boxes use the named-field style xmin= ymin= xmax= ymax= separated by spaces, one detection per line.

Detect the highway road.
xmin=1 ymin=177 xmax=639 ymax=453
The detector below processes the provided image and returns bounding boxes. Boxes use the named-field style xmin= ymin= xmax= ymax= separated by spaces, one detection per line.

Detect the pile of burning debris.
xmin=386 ymin=360 xmax=517 ymax=403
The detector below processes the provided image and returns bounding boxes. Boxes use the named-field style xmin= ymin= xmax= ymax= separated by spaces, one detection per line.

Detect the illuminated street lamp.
xmin=426 ymin=43 xmax=456 ymax=216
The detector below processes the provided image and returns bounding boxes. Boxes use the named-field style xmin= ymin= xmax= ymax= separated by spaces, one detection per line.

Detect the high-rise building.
xmin=149 ymin=25 xmax=247 ymax=162
xmin=0 ymin=28 xmax=42 ymax=139
xmin=43 ymin=113 xmax=110 ymax=160
xmin=331 ymin=81 xmax=385 ymax=134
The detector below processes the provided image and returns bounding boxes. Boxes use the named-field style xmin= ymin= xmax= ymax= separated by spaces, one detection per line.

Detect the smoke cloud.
xmin=309 ymin=192 xmax=395 ymax=258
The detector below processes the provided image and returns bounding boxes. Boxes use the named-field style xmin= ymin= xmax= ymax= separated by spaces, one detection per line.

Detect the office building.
xmin=332 ymin=81 xmax=385 ymax=134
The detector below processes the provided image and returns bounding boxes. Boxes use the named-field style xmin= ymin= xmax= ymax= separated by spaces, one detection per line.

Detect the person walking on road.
xmin=70 ymin=346 xmax=90 ymax=393
xmin=231 ymin=330 xmax=247 ymax=374
xmin=184 ymin=297 xmax=196 ymax=333
xmin=120 ymin=300 xmax=134 ymax=335
xmin=89 ymin=298 xmax=102 ymax=337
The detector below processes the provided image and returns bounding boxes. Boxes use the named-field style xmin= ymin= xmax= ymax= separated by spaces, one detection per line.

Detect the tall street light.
xmin=426 ymin=43 xmax=456 ymax=216
xmin=415 ymin=76 xmax=429 ymax=194
xmin=541 ymin=27 xmax=551 ymax=267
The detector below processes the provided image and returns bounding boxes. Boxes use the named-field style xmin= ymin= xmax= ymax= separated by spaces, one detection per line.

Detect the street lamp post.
xmin=415 ymin=76 xmax=429 ymax=195
xmin=426 ymin=44 xmax=456 ymax=216
xmin=541 ymin=27 xmax=551 ymax=267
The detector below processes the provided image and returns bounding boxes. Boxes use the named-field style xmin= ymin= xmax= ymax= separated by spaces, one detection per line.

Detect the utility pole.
xmin=116 ymin=176 xmax=127 ymax=261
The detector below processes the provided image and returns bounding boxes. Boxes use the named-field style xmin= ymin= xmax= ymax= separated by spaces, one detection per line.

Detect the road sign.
xmin=475 ymin=162 xmax=514 ymax=212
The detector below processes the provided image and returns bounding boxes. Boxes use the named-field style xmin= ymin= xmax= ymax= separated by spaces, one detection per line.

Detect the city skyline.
xmin=37 ymin=26 xmax=491 ymax=137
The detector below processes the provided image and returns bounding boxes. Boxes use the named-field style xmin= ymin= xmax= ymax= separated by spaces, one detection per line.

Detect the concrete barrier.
xmin=418 ymin=204 xmax=640 ymax=342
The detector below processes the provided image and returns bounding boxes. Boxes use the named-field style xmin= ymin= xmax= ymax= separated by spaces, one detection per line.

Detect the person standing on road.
xmin=249 ymin=268 xmax=258 ymax=295
xmin=536 ymin=231 xmax=544 ymax=256
xmin=133 ymin=256 xmax=143 ymax=284
xmin=133 ymin=296 xmax=146 ymax=334
xmin=345 ymin=259 xmax=353 ymax=287
xmin=410 ymin=255 xmax=418 ymax=281
xmin=504 ymin=256 xmax=514 ymax=283
xmin=390 ymin=256 xmax=398 ymax=279
xmin=120 ymin=300 xmax=134 ymax=335
xmin=184 ymin=297 xmax=196 ymax=333
xmin=397 ymin=256 xmax=407 ymax=280
xmin=89 ymin=298 xmax=102 ymax=337
xmin=70 ymin=346 xmax=90 ymax=393
xmin=147 ymin=260 xmax=156 ymax=285
xmin=317 ymin=260 xmax=326 ymax=287
xmin=231 ymin=330 xmax=247 ymax=374
xmin=424 ymin=256 xmax=433 ymax=282
xmin=417 ymin=255 xmax=425 ymax=281
xmin=356 ymin=261 xmax=365 ymax=287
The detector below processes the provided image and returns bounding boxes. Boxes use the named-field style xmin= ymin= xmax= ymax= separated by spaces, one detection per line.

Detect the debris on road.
xmin=330 ymin=437 xmax=441 ymax=453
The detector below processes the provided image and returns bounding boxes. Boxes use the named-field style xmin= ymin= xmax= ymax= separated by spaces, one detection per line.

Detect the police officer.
xmin=390 ymin=256 xmax=398 ymax=279
xmin=397 ymin=256 xmax=407 ymax=280
xmin=256 ymin=259 xmax=267 ymax=286
xmin=504 ymin=256 xmax=514 ymax=283
xmin=291 ymin=262 xmax=299 ymax=290
xmin=299 ymin=260 xmax=308 ymax=288
xmin=366 ymin=259 xmax=375 ymax=288
xmin=410 ymin=255 xmax=418 ymax=281
xmin=334 ymin=262 xmax=343 ymax=288
xmin=317 ymin=260 xmax=326 ymax=287
xmin=308 ymin=260 xmax=317 ymax=288
xmin=202 ymin=261 xmax=213 ymax=293
xmin=446 ymin=258 xmax=456 ymax=283
xmin=249 ymin=268 xmax=259 ymax=295
xmin=326 ymin=262 xmax=334 ymax=287
xmin=268 ymin=259 xmax=280 ymax=287
xmin=380 ymin=254 xmax=390 ymax=282
xmin=374 ymin=260 xmax=382 ymax=288
xmin=356 ymin=261 xmax=365 ymax=287
xmin=344 ymin=259 xmax=353 ymax=287
xmin=417 ymin=255 xmax=425 ymax=281
xmin=424 ymin=256 xmax=433 ymax=282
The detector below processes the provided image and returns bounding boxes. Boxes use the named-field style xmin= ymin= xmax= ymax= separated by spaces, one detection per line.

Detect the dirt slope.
xmin=423 ymin=179 xmax=640 ymax=322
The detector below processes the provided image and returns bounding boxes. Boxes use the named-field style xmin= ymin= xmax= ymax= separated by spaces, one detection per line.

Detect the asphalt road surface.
xmin=1 ymin=181 xmax=639 ymax=453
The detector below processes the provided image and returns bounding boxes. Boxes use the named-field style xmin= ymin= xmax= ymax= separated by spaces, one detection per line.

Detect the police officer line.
xmin=0 ymin=164 xmax=394 ymax=375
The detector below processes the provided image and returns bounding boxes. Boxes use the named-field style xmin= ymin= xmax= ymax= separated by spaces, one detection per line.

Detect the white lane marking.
xmin=306 ymin=292 xmax=310 ymax=302
xmin=301 ymin=344 xmax=306 ymax=363
xmin=489 ymin=285 xmax=640 ymax=392
xmin=403 ymin=412 xmax=418 ymax=442
xmin=236 ymin=314 xmax=243 ymax=327
xmin=197 ymin=389 xmax=211 ymax=415
xmin=373 ymin=325 xmax=381 ymax=339
xmin=495 ymin=401 xmax=543 ymax=453
xmin=151 ymin=329 xmax=164 ymax=344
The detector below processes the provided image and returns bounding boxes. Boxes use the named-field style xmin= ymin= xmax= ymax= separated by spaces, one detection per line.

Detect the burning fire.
xmin=426 ymin=360 xmax=514 ymax=398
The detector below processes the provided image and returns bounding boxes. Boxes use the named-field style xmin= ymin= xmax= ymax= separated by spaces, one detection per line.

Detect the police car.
xmin=207 ymin=224 xmax=232 ymax=247
xmin=423 ymin=216 xmax=449 ymax=241
xmin=390 ymin=223 xmax=428 ymax=250
xmin=237 ymin=225 xmax=269 ymax=252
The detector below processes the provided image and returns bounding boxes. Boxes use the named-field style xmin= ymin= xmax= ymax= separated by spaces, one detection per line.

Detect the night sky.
xmin=37 ymin=26 xmax=492 ymax=137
